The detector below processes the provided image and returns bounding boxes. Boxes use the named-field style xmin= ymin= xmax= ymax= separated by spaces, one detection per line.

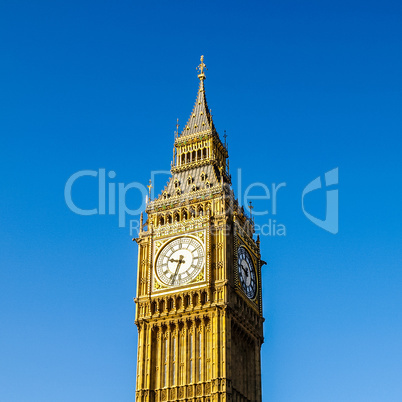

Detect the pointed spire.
xmin=179 ymin=55 xmax=215 ymax=138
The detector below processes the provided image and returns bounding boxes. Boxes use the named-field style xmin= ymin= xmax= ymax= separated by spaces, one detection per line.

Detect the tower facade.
xmin=134 ymin=57 xmax=264 ymax=402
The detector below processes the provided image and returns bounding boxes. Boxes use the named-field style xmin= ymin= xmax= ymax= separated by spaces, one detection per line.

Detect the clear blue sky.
xmin=1 ymin=1 xmax=401 ymax=401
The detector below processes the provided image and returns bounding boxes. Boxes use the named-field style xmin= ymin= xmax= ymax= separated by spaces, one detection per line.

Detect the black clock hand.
xmin=170 ymin=255 xmax=185 ymax=285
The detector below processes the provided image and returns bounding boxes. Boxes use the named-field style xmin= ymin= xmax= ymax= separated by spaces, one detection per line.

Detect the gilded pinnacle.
xmin=178 ymin=56 xmax=214 ymax=138
xmin=197 ymin=55 xmax=207 ymax=81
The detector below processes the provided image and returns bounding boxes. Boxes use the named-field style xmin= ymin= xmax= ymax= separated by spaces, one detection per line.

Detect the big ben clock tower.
xmin=134 ymin=56 xmax=265 ymax=402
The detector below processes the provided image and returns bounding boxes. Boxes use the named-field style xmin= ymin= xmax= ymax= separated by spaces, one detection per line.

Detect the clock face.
xmin=156 ymin=237 xmax=205 ymax=287
xmin=238 ymin=246 xmax=257 ymax=299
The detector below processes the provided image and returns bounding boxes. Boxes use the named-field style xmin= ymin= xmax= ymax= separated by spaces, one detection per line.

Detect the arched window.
xmin=184 ymin=294 xmax=190 ymax=308
xmin=187 ymin=176 xmax=192 ymax=185
xmin=201 ymin=291 xmax=207 ymax=305
xmin=167 ymin=298 xmax=174 ymax=311
xmin=176 ymin=296 xmax=182 ymax=309
xmin=200 ymin=172 xmax=206 ymax=181
xmin=151 ymin=301 xmax=156 ymax=314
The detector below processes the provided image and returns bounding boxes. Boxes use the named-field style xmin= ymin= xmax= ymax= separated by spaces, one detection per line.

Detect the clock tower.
xmin=134 ymin=56 xmax=264 ymax=402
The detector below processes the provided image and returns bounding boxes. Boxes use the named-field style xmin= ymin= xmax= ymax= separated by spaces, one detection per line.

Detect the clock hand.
xmin=170 ymin=255 xmax=185 ymax=285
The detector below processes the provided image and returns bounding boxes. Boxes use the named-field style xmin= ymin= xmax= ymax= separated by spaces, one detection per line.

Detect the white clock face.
xmin=156 ymin=237 xmax=205 ymax=286
xmin=238 ymin=246 xmax=257 ymax=299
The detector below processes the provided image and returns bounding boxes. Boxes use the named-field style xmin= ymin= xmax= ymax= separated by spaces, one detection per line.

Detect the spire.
xmin=179 ymin=55 xmax=215 ymax=138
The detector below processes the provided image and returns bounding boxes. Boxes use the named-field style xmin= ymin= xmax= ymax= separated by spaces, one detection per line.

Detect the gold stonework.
xmin=153 ymin=279 xmax=168 ymax=290
xmin=192 ymin=270 xmax=205 ymax=283
xmin=134 ymin=57 xmax=264 ymax=402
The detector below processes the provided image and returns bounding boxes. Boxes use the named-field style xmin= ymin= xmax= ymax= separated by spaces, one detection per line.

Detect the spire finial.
xmin=223 ymin=130 xmax=227 ymax=148
xmin=197 ymin=55 xmax=207 ymax=81
xmin=249 ymin=201 xmax=254 ymax=221
xmin=147 ymin=179 xmax=152 ymax=198
xmin=175 ymin=118 xmax=179 ymax=139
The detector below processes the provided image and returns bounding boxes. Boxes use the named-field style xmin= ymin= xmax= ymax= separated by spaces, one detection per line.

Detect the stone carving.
xmin=154 ymin=280 xmax=167 ymax=290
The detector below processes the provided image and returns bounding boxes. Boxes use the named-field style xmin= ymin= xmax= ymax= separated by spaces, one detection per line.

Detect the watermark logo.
xmin=64 ymin=169 xmax=147 ymax=227
xmin=64 ymin=167 xmax=339 ymax=236
xmin=301 ymin=168 xmax=339 ymax=234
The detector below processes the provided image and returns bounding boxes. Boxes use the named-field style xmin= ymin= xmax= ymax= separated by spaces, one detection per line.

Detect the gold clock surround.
xmin=153 ymin=232 xmax=206 ymax=291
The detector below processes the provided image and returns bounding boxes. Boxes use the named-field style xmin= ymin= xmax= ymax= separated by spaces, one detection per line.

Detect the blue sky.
xmin=0 ymin=1 xmax=401 ymax=401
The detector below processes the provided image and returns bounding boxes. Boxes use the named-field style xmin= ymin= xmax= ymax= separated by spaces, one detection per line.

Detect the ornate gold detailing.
xmin=154 ymin=279 xmax=167 ymax=290
xmin=192 ymin=270 xmax=204 ymax=283
xmin=147 ymin=179 xmax=152 ymax=198
xmin=197 ymin=55 xmax=207 ymax=80
xmin=196 ymin=384 xmax=202 ymax=395
xmin=174 ymin=129 xmax=212 ymax=145
xmin=154 ymin=239 xmax=169 ymax=253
